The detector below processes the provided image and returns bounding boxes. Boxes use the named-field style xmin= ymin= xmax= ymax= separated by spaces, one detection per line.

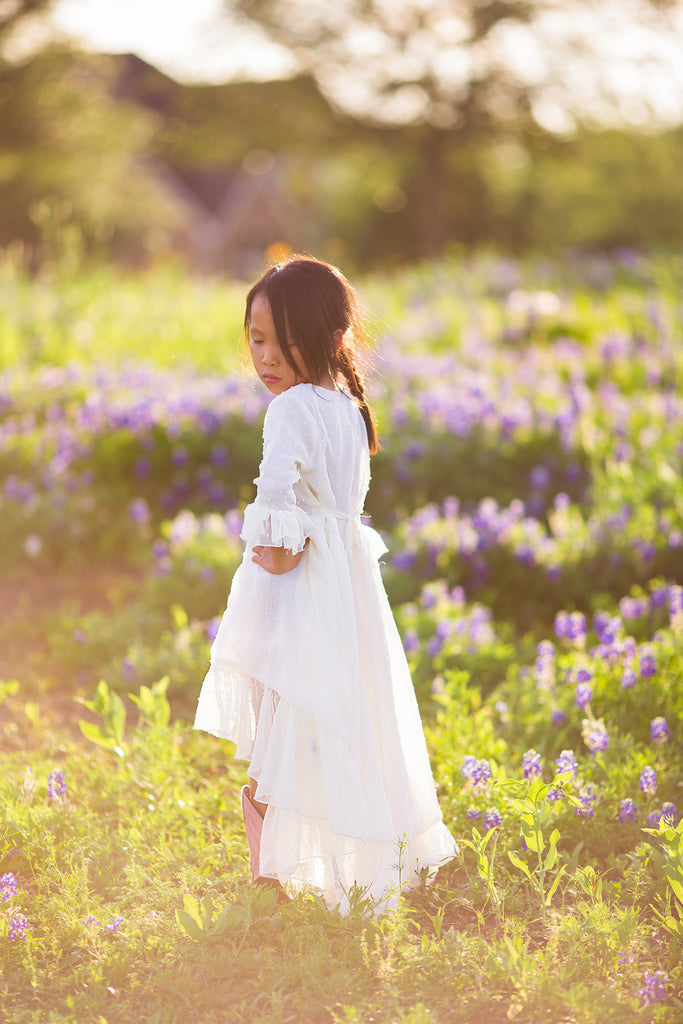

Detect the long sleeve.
xmin=240 ymin=392 xmax=314 ymax=555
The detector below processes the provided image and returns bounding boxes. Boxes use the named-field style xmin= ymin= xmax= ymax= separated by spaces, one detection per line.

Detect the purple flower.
xmin=574 ymin=786 xmax=597 ymax=818
xmin=575 ymin=683 xmax=593 ymax=709
xmin=592 ymin=610 xmax=611 ymax=637
xmin=484 ymin=808 xmax=502 ymax=829
xmin=661 ymin=802 xmax=678 ymax=825
xmin=598 ymin=615 xmax=622 ymax=645
xmin=554 ymin=611 xmax=569 ymax=639
xmin=47 ymin=768 xmax=67 ymax=801
xmin=82 ymin=915 xmax=101 ymax=930
xmin=582 ymin=718 xmax=609 ymax=754
xmin=650 ymin=717 xmax=668 ymax=745
xmin=466 ymin=806 xmax=481 ymax=820
xmin=534 ymin=640 xmax=555 ymax=689
xmin=551 ymin=709 xmax=566 ymax=726
xmin=106 ymin=915 xmax=125 ymax=934
xmin=128 ymin=497 xmax=150 ymax=525
xmin=566 ymin=612 xmax=586 ymax=643
xmin=426 ymin=635 xmax=442 ymax=658
xmin=669 ymin=585 xmax=683 ymax=630
xmin=621 ymin=668 xmax=637 ymax=690
xmin=547 ymin=787 xmax=564 ymax=802
xmin=638 ymin=645 xmax=657 ymax=679
xmin=574 ymin=667 xmax=593 ymax=684
xmin=639 ymin=765 xmax=657 ymax=796
xmin=0 ymin=873 xmax=18 ymax=902
xmin=619 ymin=596 xmax=648 ymax=620
xmin=472 ymin=760 xmax=493 ymax=786
xmin=618 ymin=798 xmax=637 ymax=823
xmin=8 ymin=913 xmax=29 ymax=941
xmin=461 ymin=756 xmax=492 ymax=787
xmin=555 ymin=749 xmax=578 ymax=778
xmin=522 ymin=749 xmax=543 ymax=780
xmin=638 ymin=972 xmax=668 ymax=1006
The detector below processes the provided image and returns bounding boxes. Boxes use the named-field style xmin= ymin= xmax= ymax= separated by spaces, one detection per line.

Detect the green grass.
xmin=1 ymin=681 xmax=680 ymax=1024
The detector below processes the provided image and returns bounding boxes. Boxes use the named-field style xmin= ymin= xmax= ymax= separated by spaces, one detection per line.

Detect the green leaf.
xmin=508 ymin=850 xmax=533 ymax=881
xmin=201 ymin=893 xmax=214 ymax=926
xmin=545 ymin=864 xmax=567 ymax=905
xmin=667 ymin=876 xmax=683 ymax=904
xmin=182 ymin=893 xmax=201 ymax=923
xmin=544 ymin=829 xmax=560 ymax=871
xmin=175 ymin=909 xmax=204 ymax=941
xmin=78 ymin=720 xmax=117 ymax=750
xmin=520 ymin=816 xmax=544 ymax=854
xmin=476 ymin=854 xmax=491 ymax=882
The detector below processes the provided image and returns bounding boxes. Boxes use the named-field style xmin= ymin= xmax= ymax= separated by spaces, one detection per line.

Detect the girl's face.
xmin=248 ymin=291 xmax=309 ymax=396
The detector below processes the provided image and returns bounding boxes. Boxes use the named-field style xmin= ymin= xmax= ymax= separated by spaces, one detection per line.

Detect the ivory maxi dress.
xmin=194 ymin=382 xmax=456 ymax=911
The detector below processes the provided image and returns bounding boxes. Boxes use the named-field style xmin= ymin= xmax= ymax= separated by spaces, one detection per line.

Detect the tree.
xmin=222 ymin=0 xmax=683 ymax=255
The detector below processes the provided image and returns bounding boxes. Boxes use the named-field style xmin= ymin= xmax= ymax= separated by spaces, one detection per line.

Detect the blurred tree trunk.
xmin=416 ymin=128 xmax=452 ymax=258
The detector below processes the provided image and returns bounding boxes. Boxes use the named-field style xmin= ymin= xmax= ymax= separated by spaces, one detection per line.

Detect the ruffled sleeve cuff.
xmin=241 ymin=502 xmax=313 ymax=555
xmin=360 ymin=522 xmax=388 ymax=562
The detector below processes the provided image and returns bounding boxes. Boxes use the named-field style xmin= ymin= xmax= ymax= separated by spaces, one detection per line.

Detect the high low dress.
xmin=194 ymin=382 xmax=456 ymax=912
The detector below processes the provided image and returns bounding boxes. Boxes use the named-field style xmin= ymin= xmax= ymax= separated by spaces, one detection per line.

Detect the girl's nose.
xmin=262 ymin=345 xmax=279 ymax=365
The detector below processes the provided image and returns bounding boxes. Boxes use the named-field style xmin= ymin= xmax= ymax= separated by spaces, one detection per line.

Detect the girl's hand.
xmin=252 ymin=544 xmax=305 ymax=575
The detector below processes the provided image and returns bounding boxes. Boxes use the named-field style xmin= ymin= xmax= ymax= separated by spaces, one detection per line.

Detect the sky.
xmin=48 ymin=0 xmax=683 ymax=128
xmin=50 ymin=0 xmax=297 ymax=82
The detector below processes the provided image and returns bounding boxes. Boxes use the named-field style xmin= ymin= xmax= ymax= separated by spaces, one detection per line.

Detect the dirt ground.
xmin=0 ymin=561 xmax=144 ymax=747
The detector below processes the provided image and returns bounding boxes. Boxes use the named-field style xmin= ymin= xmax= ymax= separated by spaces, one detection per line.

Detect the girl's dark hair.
xmin=244 ymin=254 xmax=378 ymax=455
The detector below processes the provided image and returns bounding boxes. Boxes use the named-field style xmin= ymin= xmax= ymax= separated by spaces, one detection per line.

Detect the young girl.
xmin=194 ymin=255 xmax=456 ymax=912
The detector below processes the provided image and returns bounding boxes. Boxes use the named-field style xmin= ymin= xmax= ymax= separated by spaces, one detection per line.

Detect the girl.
xmin=194 ymin=255 xmax=456 ymax=912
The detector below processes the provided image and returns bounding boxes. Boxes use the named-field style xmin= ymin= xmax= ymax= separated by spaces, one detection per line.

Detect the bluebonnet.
xmin=0 ymin=873 xmax=18 ymax=902
xmin=639 ymin=766 xmax=657 ymax=796
xmin=554 ymin=611 xmax=569 ymax=639
xmin=621 ymin=668 xmax=637 ymax=689
xmin=575 ymin=683 xmax=593 ymax=709
xmin=534 ymin=640 xmax=555 ymax=689
xmin=522 ymin=750 xmax=543 ymax=780
xmin=106 ymin=916 xmax=125 ymax=934
xmin=661 ymin=802 xmax=678 ymax=824
xmin=566 ymin=612 xmax=586 ymax=644
xmin=638 ymin=972 xmax=668 ymax=1006
xmin=574 ymin=786 xmax=597 ymax=818
xmin=618 ymin=798 xmax=637 ymax=823
xmin=669 ymin=585 xmax=683 ymax=631
xmin=402 ymin=629 xmax=419 ymax=654
xmin=484 ymin=808 xmax=502 ymax=829
xmin=8 ymin=914 xmax=29 ymax=940
xmin=128 ymin=497 xmax=150 ymax=524
xmin=650 ymin=717 xmax=668 ymax=744
xmin=461 ymin=756 xmax=492 ymax=787
xmin=47 ymin=768 xmax=67 ymax=801
xmin=555 ymin=750 xmax=578 ymax=777
xmin=426 ymin=635 xmax=442 ymax=658
xmin=466 ymin=806 xmax=481 ymax=820
xmin=582 ymin=718 xmax=609 ymax=754
xmin=637 ymin=644 xmax=657 ymax=678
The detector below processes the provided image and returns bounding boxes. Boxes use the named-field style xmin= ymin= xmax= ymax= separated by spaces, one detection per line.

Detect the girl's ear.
xmin=333 ymin=329 xmax=343 ymax=351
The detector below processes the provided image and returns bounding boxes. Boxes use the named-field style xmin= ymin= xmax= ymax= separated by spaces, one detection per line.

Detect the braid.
xmin=337 ymin=347 xmax=378 ymax=455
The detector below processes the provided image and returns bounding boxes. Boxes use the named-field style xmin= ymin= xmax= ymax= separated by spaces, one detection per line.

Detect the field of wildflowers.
xmin=1 ymin=249 xmax=682 ymax=1023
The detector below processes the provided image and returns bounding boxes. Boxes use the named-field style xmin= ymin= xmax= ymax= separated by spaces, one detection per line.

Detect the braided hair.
xmin=244 ymin=254 xmax=378 ymax=454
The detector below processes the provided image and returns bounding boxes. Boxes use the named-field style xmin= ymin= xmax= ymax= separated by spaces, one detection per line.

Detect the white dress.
xmin=194 ymin=382 xmax=456 ymax=912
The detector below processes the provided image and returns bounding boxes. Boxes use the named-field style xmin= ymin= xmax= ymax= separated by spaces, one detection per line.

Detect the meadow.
xmin=1 ymin=248 xmax=682 ymax=1024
